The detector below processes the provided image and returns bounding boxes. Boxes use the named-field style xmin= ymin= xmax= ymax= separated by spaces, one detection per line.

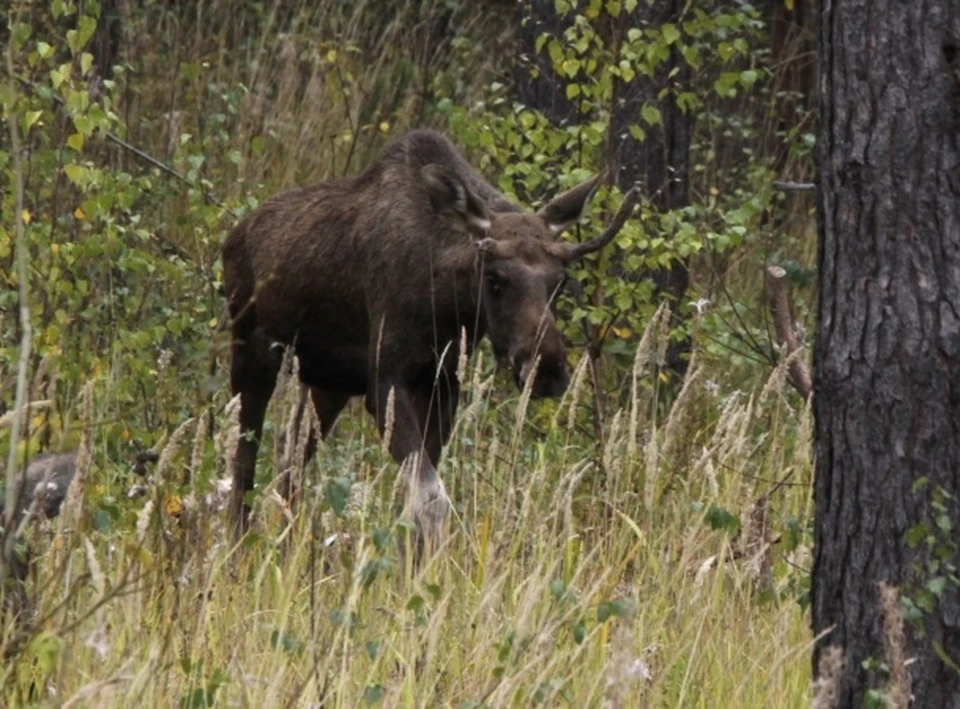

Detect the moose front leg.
xmin=366 ymin=379 xmax=450 ymax=551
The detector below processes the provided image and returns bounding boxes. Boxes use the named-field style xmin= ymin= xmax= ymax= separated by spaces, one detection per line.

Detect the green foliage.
xmin=433 ymin=0 xmax=789 ymax=381
xmin=902 ymin=486 xmax=959 ymax=631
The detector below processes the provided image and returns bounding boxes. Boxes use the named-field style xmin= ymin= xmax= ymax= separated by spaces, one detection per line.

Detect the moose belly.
xmin=294 ymin=340 xmax=369 ymax=394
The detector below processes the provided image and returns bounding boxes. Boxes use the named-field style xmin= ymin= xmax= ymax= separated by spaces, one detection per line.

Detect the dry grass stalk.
xmin=456 ymin=326 xmax=469 ymax=384
xmin=155 ymin=417 xmax=196 ymax=483
xmin=879 ymin=583 xmax=911 ymax=708
xmin=382 ymin=385 xmax=397 ymax=455
xmin=59 ymin=382 xmax=93 ymax=531
xmin=661 ymin=358 xmax=702 ymax=461
xmin=740 ymin=495 xmax=773 ymax=592
xmin=0 ymin=399 xmax=50 ymax=429
xmin=275 ymin=349 xmax=299 ymax=472
xmin=628 ymin=302 xmax=667 ymax=461
xmin=513 ymin=355 xmax=539 ymax=435
xmin=655 ymin=302 xmax=673 ymax=368
xmin=603 ymin=409 xmax=624 ymax=475
xmin=604 ymin=621 xmax=653 ymax=708
xmin=643 ymin=432 xmax=659 ymax=513
xmin=566 ymin=353 xmax=590 ymax=433
xmin=217 ymin=394 xmax=242 ymax=479
xmin=558 ymin=460 xmax=592 ymax=536
xmin=811 ymin=645 xmax=845 ymax=709
xmin=189 ymin=409 xmax=208 ymax=489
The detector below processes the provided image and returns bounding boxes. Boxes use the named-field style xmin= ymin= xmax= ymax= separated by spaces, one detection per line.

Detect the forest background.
xmin=0 ymin=1 xmax=824 ymax=706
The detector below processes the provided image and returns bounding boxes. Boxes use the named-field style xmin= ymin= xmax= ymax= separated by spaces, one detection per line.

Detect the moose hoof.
xmin=411 ymin=479 xmax=450 ymax=553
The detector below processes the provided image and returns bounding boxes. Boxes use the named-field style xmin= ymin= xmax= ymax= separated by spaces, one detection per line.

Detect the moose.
xmin=222 ymin=129 xmax=639 ymax=546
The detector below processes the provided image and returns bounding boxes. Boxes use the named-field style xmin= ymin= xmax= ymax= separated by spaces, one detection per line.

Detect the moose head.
xmin=423 ymin=165 xmax=641 ymax=399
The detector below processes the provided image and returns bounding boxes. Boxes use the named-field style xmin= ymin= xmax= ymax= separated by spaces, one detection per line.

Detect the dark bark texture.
xmin=814 ymin=1 xmax=960 ymax=707
xmin=604 ymin=0 xmax=693 ymax=376
xmin=514 ymin=0 xmax=579 ymax=126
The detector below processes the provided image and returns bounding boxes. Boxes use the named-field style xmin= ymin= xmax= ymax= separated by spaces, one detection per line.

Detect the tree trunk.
xmin=813 ymin=2 xmax=960 ymax=707
xmin=513 ymin=0 xmax=579 ymax=126
xmin=765 ymin=0 xmax=817 ymax=167
xmin=605 ymin=0 xmax=693 ymax=377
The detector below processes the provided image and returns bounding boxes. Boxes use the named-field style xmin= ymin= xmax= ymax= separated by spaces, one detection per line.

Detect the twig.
xmin=772 ymin=180 xmax=815 ymax=192
xmin=3 ymin=4 xmax=33 ymax=589
xmin=15 ymin=74 xmax=233 ymax=216
xmin=765 ymin=265 xmax=812 ymax=400
xmin=0 ymin=399 xmax=50 ymax=428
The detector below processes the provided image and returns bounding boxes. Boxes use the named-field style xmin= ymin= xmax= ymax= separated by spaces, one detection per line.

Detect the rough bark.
xmin=813 ymin=2 xmax=960 ymax=707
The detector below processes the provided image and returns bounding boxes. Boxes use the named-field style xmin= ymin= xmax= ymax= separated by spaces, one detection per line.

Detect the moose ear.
xmin=422 ymin=164 xmax=491 ymax=234
xmin=536 ymin=171 xmax=606 ymax=235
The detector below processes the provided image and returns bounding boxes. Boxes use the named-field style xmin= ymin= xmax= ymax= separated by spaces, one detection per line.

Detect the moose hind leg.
xmin=280 ymin=386 xmax=351 ymax=510
xmin=229 ymin=331 xmax=280 ymax=537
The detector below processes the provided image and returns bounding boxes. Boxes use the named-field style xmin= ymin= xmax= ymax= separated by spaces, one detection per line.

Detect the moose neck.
xmin=431 ymin=240 xmax=488 ymax=350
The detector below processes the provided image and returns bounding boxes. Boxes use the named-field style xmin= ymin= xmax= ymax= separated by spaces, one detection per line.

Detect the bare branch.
xmin=765 ymin=265 xmax=812 ymax=400
xmin=3 ymin=4 xmax=34 ymax=589
xmin=772 ymin=180 xmax=816 ymax=192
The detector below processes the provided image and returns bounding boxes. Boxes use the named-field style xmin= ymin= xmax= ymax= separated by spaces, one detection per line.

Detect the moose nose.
xmin=511 ymin=351 xmax=570 ymax=399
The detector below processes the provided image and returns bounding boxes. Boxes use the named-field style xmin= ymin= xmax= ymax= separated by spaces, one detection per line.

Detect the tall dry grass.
xmin=2 ymin=311 xmax=815 ymax=707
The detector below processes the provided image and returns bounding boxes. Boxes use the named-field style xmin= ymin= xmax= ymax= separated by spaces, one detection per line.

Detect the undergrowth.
xmin=2 ymin=313 xmax=814 ymax=707
xmin=1 ymin=0 xmax=818 ymax=706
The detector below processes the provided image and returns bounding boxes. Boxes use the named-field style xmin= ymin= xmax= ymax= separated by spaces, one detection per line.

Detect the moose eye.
xmin=486 ymin=272 xmax=503 ymax=295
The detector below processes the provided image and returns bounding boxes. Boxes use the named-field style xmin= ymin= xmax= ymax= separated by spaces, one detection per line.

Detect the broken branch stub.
xmin=765 ymin=265 xmax=812 ymax=401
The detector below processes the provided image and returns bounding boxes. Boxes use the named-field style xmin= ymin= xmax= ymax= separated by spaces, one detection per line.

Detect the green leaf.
xmin=927 ymin=576 xmax=948 ymax=598
xmin=37 ymin=41 xmax=53 ymax=59
xmin=740 ymin=69 xmax=759 ymax=88
xmin=28 ymin=632 xmax=63 ymax=674
xmin=705 ymin=506 xmax=741 ymax=535
xmin=597 ymin=602 xmax=612 ymax=623
xmin=51 ymin=63 xmax=71 ymax=88
xmin=67 ymin=132 xmax=84 ymax=151
xmin=81 ymin=52 xmax=94 ymax=75
xmin=22 ymin=110 xmax=43 ymax=133
xmin=364 ymin=685 xmax=385 ymax=705
xmin=64 ymin=163 xmax=88 ymax=188
xmin=566 ymin=83 xmax=580 ymax=100
xmin=325 ymin=476 xmax=351 ymax=517
xmin=661 ymin=23 xmax=680 ymax=45
xmin=78 ymin=15 xmax=97 ymax=48
xmin=270 ymin=629 xmax=303 ymax=654
xmin=641 ymin=104 xmax=662 ymax=126
xmin=561 ymin=58 xmax=581 ymax=78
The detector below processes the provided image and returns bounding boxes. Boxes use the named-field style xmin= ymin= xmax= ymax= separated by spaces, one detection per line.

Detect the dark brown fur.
xmin=223 ymin=129 xmax=625 ymax=544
